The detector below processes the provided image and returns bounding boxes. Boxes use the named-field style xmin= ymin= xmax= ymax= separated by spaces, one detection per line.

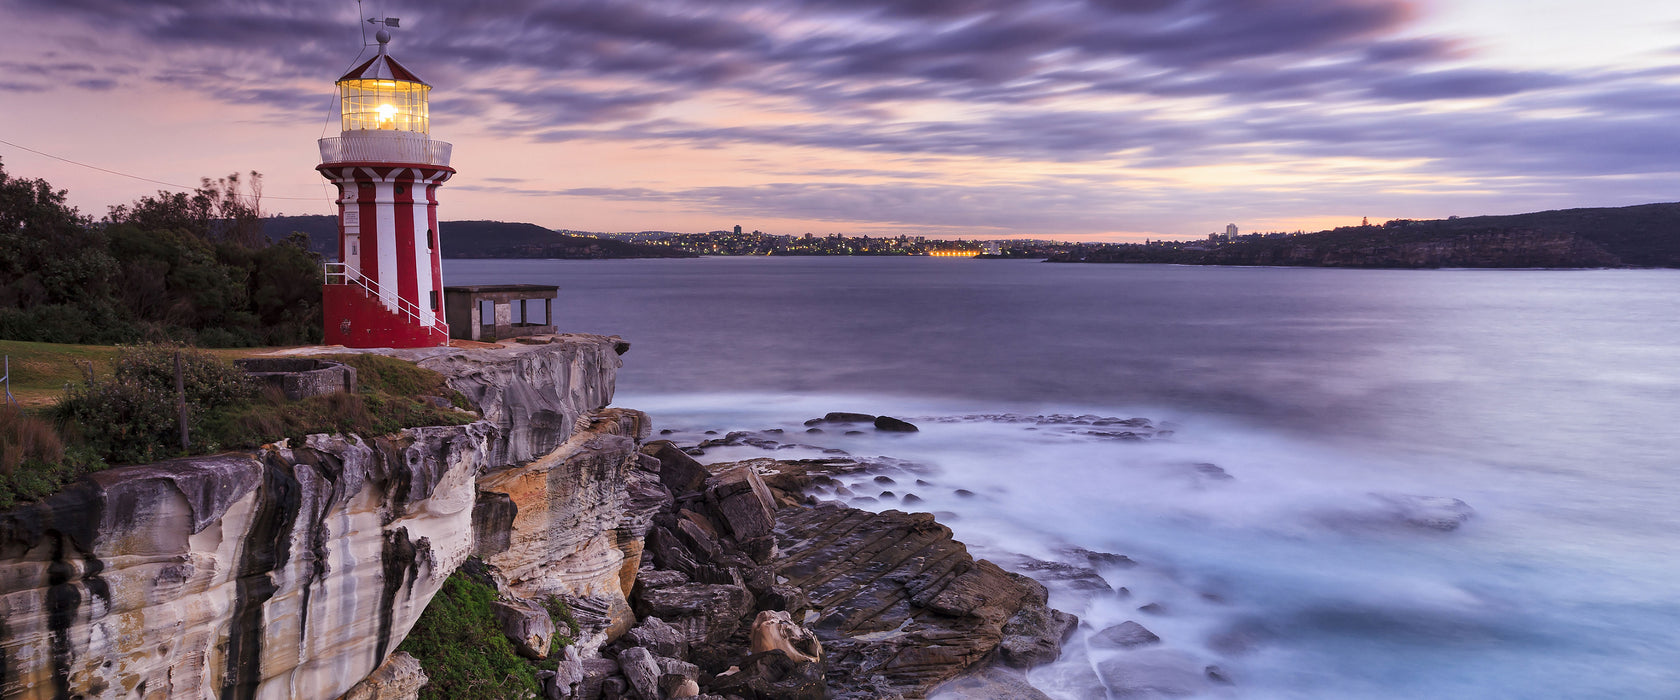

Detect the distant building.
xmin=734 ymin=225 xmax=743 ymax=235
xmin=1225 ymin=223 xmax=1238 ymax=240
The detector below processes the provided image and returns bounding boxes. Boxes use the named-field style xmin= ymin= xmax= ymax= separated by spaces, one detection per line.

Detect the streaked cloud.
xmin=2 ymin=0 xmax=1678 ymax=238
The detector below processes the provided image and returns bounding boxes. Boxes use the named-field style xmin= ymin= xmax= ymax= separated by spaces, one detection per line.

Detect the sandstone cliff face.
xmin=0 ymin=424 xmax=488 ymax=700
xmin=0 ymin=335 xmax=636 ymax=700
xmin=476 ymin=408 xmax=657 ymax=649
xmin=402 ymin=335 xmax=629 ymax=468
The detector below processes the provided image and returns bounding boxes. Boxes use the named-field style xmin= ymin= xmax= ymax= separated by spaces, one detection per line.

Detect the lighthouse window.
xmin=427 ymin=228 xmax=435 ymax=250
xmin=395 ymin=184 xmax=406 ymax=195
xmin=429 ymin=290 xmax=439 ymax=310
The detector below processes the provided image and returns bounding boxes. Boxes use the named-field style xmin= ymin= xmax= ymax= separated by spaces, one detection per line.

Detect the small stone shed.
xmin=443 ymin=284 xmax=559 ymax=342
xmin=235 ymin=358 xmax=357 ymax=400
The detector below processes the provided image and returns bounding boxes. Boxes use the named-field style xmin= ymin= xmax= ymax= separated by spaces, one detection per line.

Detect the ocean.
xmin=448 ymin=256 xmax=1680 ymax=699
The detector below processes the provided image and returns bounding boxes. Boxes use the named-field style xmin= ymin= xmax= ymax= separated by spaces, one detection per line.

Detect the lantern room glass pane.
xmin=338 ymin=79 xmax=430 ymax=134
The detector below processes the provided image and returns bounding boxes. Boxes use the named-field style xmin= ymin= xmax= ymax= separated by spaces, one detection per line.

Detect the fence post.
xmin=175 ymin=351 xmax=190 ymax=450
xmin=2 ymin=355 xmax=13 ymax=406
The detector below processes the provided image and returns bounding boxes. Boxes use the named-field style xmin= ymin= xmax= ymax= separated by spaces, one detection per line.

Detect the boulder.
xmin=552 ymin=645 xmax=586 ymax=698
xmin=996 ymin=577 xmax=1078 ymax=668
xmin=661 ymin=674 xmax=702 ymax=698
xmin=644 ymin=440 xmax=712 ymax=496
xmin=1095 ymin=648 xmax=1215 ymax=698
xmin=750 ymin=610 xmax=823 ymax=663
xmin=339 ymin=651 xmax=428 ymax=700
xmin=578 ymin=658 xmax=621 ymax=700
xmin=1089 ymin=620 xmax=1160 ymax=649
xmin=619 ymin=646 xmax=663 ymax=700
xmin=873 ymin=416 xmax=919 ymax=432
xmin=676 ymin=518 xmax=721 ymax=561
xmin=658 ymin=656 xmax=701 ymax=682
xmin=707 ymin=650 xmax=830 ymax=700
xmin=634 ymin=583 xmax=756 ymax=645
xmin=931 ymin=667 xmax=1052 ymax=700
xmin=823 ymin=412 xmax=876 ymax=423
xmin=705 ymin=464 xmax=779 ymax=544
xmin=1373 ymin=493 xmax=1476 ymax=531
xmin=628 ymin=616 xmax=690 ymax=659
xmin=774 ymin=503 xmax=1043 ymax=698
xmin=495 ymin=598 xmax=560 ymax=659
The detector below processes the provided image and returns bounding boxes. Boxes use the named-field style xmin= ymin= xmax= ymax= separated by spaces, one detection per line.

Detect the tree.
xmin=0 ymin=162 xmax=321 ymax=346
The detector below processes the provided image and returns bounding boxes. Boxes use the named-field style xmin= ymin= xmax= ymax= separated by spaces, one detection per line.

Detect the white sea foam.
xmin=627 ymin=390 xmax=1680 ymax=699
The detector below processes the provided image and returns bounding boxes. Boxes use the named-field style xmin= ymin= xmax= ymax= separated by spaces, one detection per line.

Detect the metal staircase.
xmin=324 ymin=262 xmax=448 ymax=336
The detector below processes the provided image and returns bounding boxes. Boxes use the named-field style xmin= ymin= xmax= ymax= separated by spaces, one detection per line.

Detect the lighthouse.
xmin=317 ymin=26 xmax=453 ymax=348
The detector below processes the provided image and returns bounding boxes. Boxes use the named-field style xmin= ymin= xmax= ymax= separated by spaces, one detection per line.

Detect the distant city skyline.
xmin=3 ymin=0 xmax=1679 ymax=241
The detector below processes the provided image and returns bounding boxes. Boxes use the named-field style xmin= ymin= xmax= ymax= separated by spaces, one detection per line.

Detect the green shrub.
xmin=54 ymin=344 xmax=257 ymax=465
xmin=0 ymin=405 xmax=103 ymax=510
xmin=544 ymin=596 xmax=580 ymax=653
xmin=111 ymin=343 xmax=256 ymax=409
xmin=398 ymin=572 xmax=542 ymax=700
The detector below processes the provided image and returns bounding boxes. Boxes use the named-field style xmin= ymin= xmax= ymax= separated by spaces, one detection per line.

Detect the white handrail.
xmin=324 ymin=262 xmax=448 ymax=336
xmin=2 ymin=355 xmax=13 ymax=406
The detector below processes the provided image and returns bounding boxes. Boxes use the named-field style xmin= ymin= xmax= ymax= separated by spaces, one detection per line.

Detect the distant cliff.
xmin=264 ymin=216 xmax=696 ymax=260
xmin=1050 ymin=202 xmax=1680 ymax=268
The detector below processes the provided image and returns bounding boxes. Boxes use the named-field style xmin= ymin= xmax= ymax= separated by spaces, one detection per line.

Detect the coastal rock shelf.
xmin=0 ymin=333 xmax=1076 ymax=699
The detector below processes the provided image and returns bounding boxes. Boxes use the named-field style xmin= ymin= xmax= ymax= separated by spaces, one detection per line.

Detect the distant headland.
xmin=1046 ymin=203 xmax=1680 ymax=269
xmin=268 ymin=201 xmax=1680 ymax=268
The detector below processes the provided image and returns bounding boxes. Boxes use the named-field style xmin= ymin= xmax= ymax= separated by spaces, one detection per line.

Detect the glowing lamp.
xmin=335 ymin=32 xmax=431 ymax=134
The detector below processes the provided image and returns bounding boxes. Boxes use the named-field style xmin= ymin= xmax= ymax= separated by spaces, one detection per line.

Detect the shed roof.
xmin=444 ymin=284 xmax=560 ymax=295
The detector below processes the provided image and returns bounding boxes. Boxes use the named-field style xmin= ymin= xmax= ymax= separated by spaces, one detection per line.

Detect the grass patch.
xmin=397 ymin=570 xmax=543 ymax=700
xmin=0 ymin=339 xmax=122 ymax=408
xmin=2 ymin=343 xmax=479 ymax=509
xmin=195 ymin=353 xmax=476 ymax=450
xmin=545 ymin=596 xmax=580 ymax=655
xmin=0 ymin=339 xmax=278 ymax=408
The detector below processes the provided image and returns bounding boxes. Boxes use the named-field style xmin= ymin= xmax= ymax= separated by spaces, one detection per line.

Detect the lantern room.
xmin=336 ymin=34 xmax=431 ymax=134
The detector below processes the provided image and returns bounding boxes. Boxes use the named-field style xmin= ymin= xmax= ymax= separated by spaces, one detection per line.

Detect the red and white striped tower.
xmin=317 ymin=27 xmax=454 ymax=348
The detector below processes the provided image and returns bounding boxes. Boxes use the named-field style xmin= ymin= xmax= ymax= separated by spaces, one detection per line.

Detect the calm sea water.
xmin=450 ymin=257 xmax=1680 ymax=699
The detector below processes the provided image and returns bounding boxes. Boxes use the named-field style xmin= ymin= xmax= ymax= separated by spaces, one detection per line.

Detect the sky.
xmin=2 ymin=0 xmax=1679 ymax=241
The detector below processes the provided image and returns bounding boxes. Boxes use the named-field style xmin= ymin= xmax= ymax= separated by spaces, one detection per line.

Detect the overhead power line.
xmin=0 ymin=137 xmax=327 ymax=202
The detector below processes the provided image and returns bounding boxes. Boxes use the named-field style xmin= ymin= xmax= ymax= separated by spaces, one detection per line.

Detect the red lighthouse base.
xmin=322 ymin=285 xmax=448 ymax=348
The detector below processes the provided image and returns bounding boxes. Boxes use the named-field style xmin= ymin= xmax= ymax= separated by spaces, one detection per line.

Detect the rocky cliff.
xmin=0 ymin=333 xmax=1065 ymax=699
xmin=0 ymin=334 xmax=634 ymax=700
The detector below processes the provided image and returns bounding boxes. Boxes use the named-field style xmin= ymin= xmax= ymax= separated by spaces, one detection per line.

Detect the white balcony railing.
xmin=319 ymin=131 xmax=452 ymax=167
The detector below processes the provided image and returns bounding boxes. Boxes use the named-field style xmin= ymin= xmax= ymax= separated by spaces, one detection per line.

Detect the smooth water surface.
xmin=449 ymin=257 xmax=1680 ymax=699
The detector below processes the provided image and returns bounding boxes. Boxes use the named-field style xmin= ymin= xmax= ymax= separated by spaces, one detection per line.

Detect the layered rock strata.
xmin=0 ymin=335 xmax=635 ymax=700
xmin=0 ymin=424 xmax=489 ymax=700
xmin=399 ymin=334 xmax=630 ymax=468
xmin=584 ymin=448 xmax=1072 ymax=700
xmin=477 ymin=408 xmax=656 ymax=648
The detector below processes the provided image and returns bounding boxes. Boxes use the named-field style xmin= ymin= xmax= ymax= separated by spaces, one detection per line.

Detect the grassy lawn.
xmin=1 ymin=339 xmax=123 ymax=408
xmin=0 ymin=340 xmax=301 ymax=408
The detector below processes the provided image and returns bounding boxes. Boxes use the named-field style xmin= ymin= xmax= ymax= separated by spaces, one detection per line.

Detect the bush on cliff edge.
xmin=3 ymin=346 xmax=478 ymax=509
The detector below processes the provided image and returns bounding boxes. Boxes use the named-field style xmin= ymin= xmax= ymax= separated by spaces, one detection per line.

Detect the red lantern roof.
xmin=337 ymin=52 xmax=428 ymax=86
